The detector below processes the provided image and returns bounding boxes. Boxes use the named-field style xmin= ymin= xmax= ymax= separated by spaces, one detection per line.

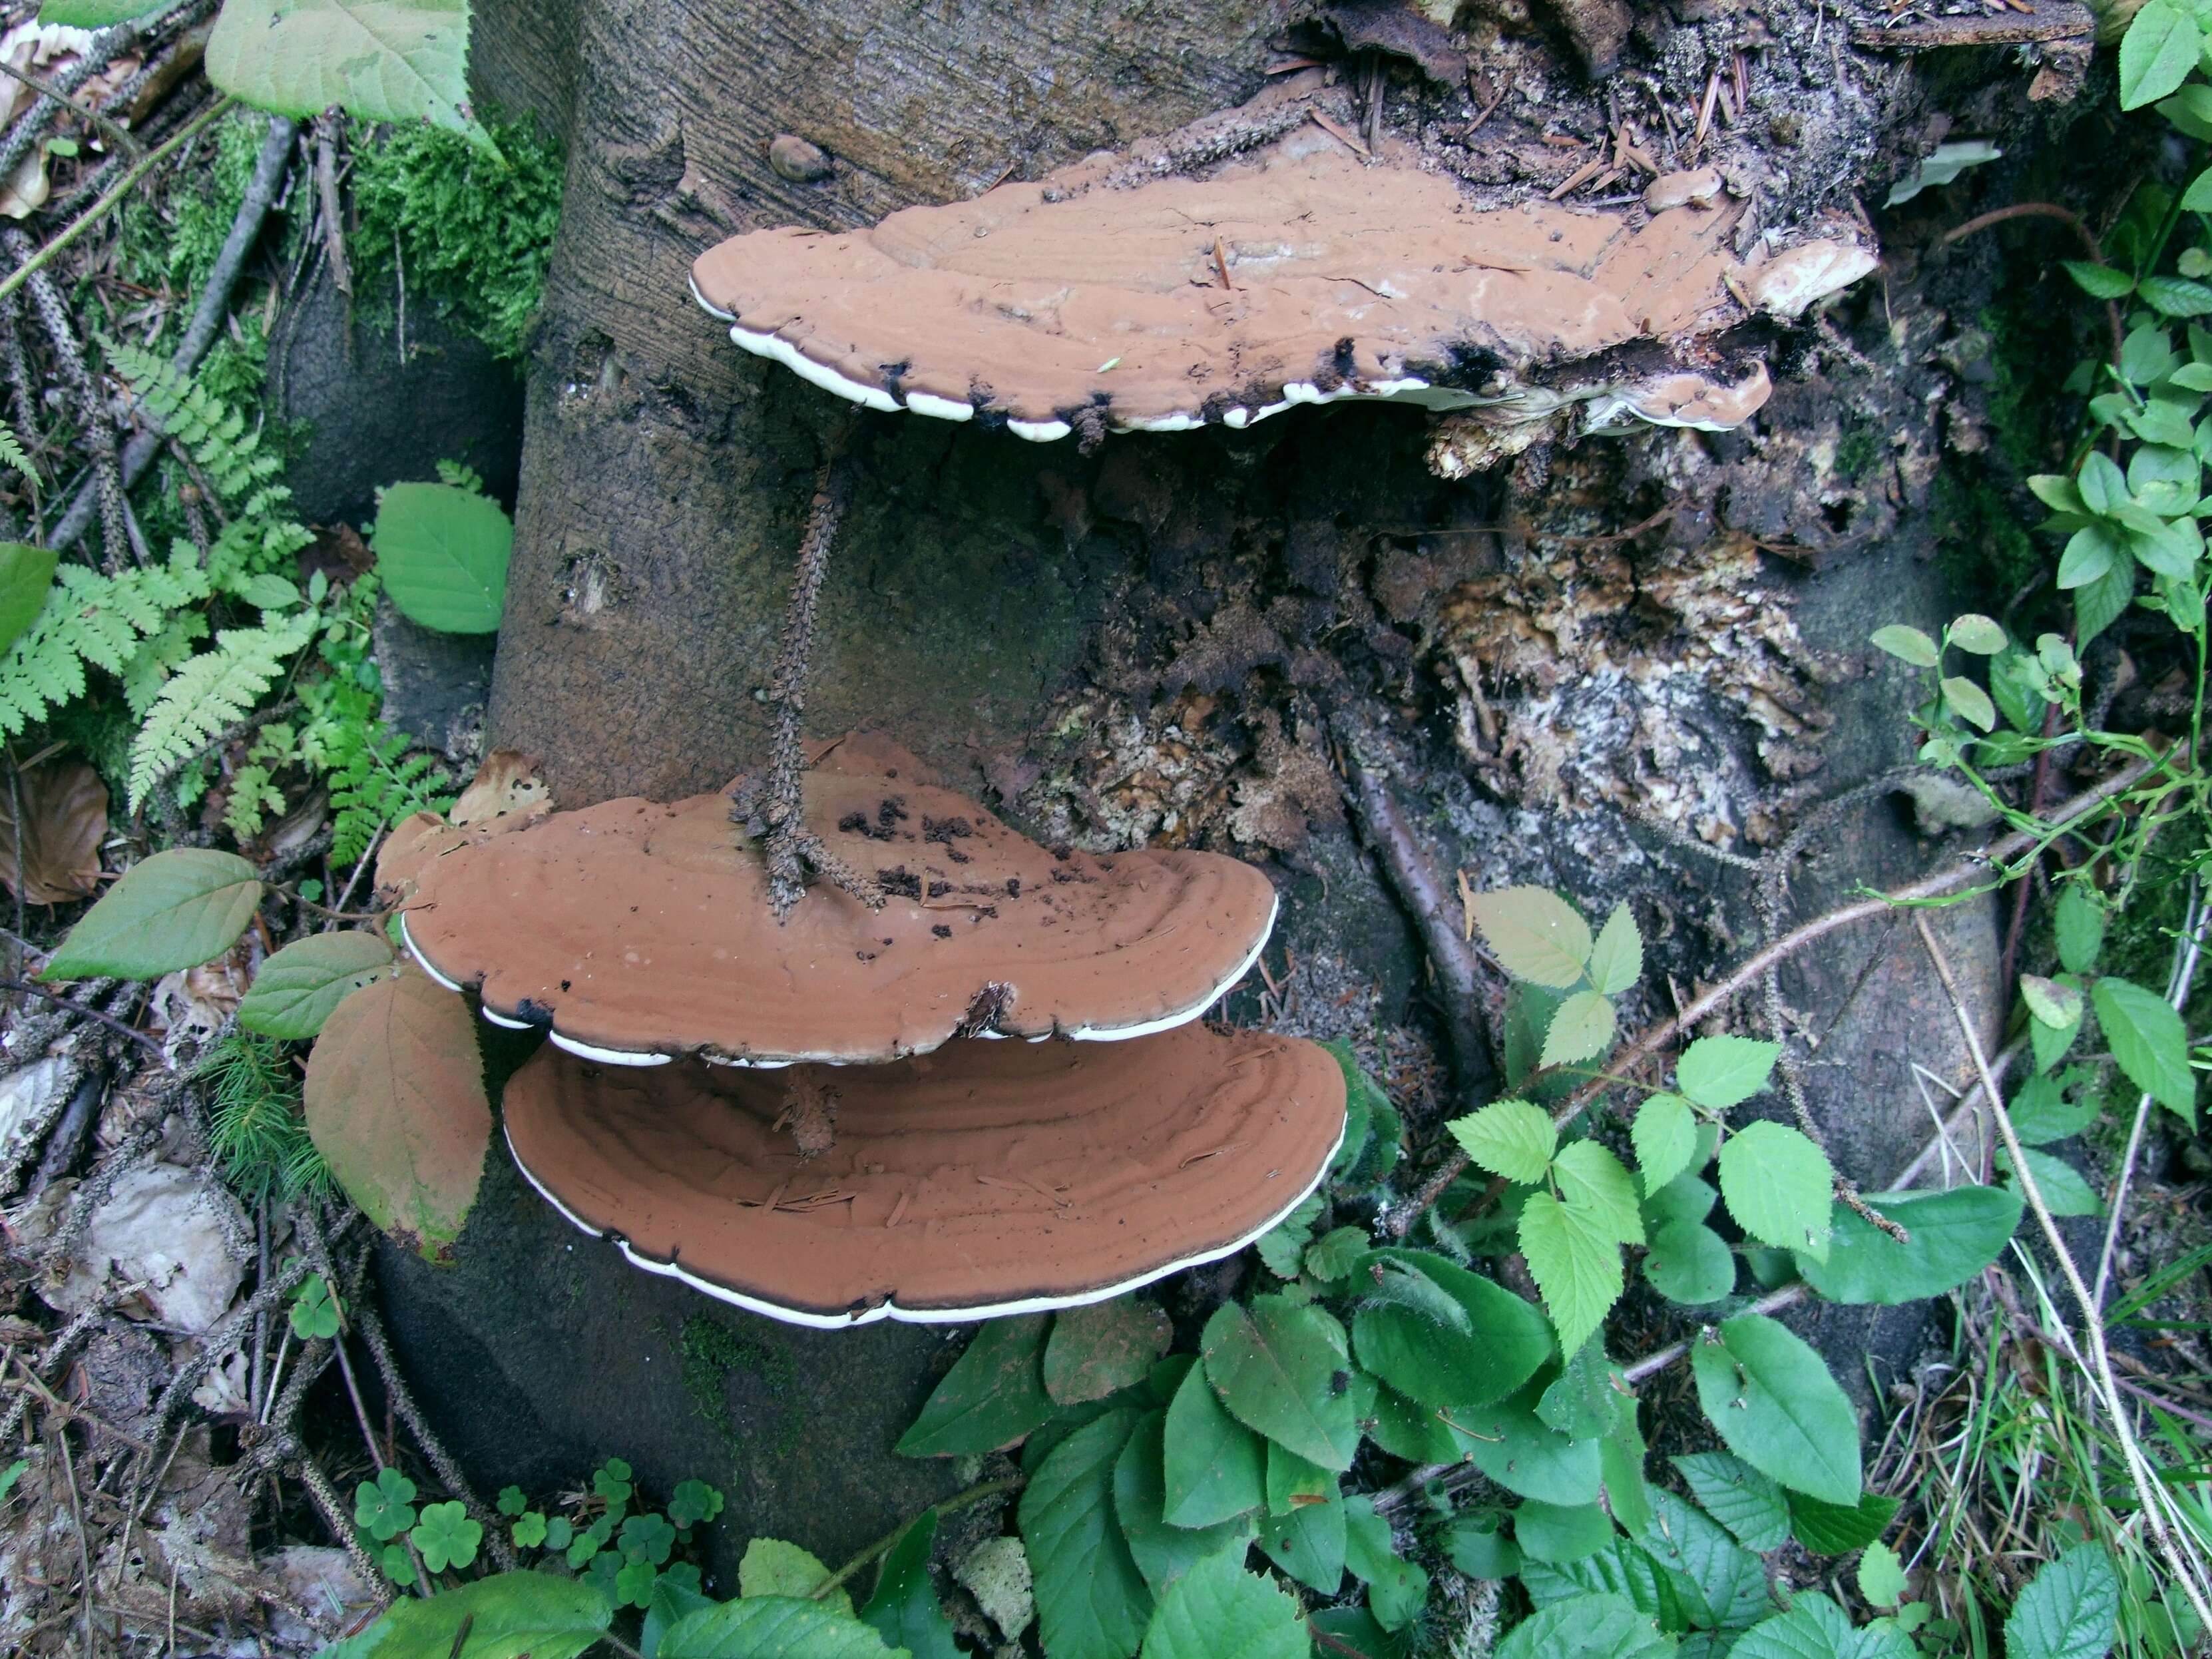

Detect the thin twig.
xmin=811 ymin=1473 xmax=1025 ymax=1602
xmin=0 ymin=975 xmax=166 ymax=1060
xmin=0 ymin=55 xmax=142 ymax=158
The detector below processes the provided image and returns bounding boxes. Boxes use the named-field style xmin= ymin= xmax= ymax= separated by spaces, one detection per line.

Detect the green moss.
xmin=347 ymin=115 xmax=564 ymax=360
xmin=1834 ymin=418 xmax=1883 ymax=482
xmin=1932 ymin=469 xmax=2042 ymax=595
xmin=680 ymin=1314 xmax=798 ymax=1455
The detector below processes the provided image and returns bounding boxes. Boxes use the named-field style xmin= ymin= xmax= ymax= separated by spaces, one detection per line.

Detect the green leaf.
xmin=1690 ymin=1315 xmax=1861 ymax=1505
xmin=290 ymin=1274 xmax=341 ymax=1339
xmin=1044 ymin=1298 xmax=1171 ymax=1406
xmin=2090 ymin=977 xmax=2198 ymax=1123
xmin=320 ymin=1571 xmax=612 ymax=1659
xmin=1494 ymin=1592 xmax=1674 ymax=1659
xmin=1732 ymin=1592 xmax=1914 ymax=1659
xmin=40 ymin=848 xmax=260 ymax=982
xmin=1793 ymin=1184 xmax=2022 ymax=1304
xmin=2141 ymin=275 xmax=2212 ymax=317
xmin=1200 ymin=1296 xmax=1358 ymax=1471
xmin=644 ymin=1567 xmax=716 ymax=1659
xmin=1255 ymin=1476 xmax=1343 ymax=1593
xmin=370 ymin=481 xmax=513 ymax=633
xmin=1552 ymin=1143 xmax=1645 ymax=1245
xmin=1017 ymin=1409 xmax=1152 ymax=1659
xmin=1461 ymin=1376 xmax=1605 ymax=1505
xmin=1869 ymin=624 xmax=1939 ymax=668
xmin=1859 ymin=1540 xmax=1908 ymax=1608
xmin=1641 ymin=1170 xmax=1717 ymax=1234
xmin=38 ymin=0 xmax=177 ymax=23
xmin=2187 ymin=166 xmax=2212 ymax=211
xmin=238 ymin=931 xmax=394 ymax=1039
xmin=1520 ymin=1189 xmax=1624 ymax=1354
xmin=411 ymin=1501 xmax=483 ymax=1572
xmin=740 ymin=1539 xmax=850 ymax=1616
xmin=1940 ymin=676 xmax=1997 ymax=732
xmin=1717 ymin=1122 xmax=1835 ymax=1260
xmin=1448 ymin=1100 xmax=1558 ymax=1183
xmin=304 ymin=969 xmax=489 ymax=1263
xmin=0 ymin=543 xmax=57 ymax=656
xmin=1947 ymin=613 xmax=2006 ymax=654
xmin=2019 ymin=974 xmax=2084 ymax=1030
xmin=2004 ymin=1542 xmax=2121 ymax=1659
xmin=2122 ymin=1 xmax=2207 ymax=108
xmin=1542 ymin=989 xmax=1618 ymax=1067
xmin=660 ymin=1596 xmax=907 ymax=1659
xmin=1630 ymin=1095 xmax=1698 ymax=1196
xmin=1538 ymin=1341 xmax=1628 ymax=1441
xmin=2011 ymin=1072 xmax=2098 ymax=1144
xmin=1672 ymin=1452 xmax=1791 ymax=1552
xmin=859 ymin=1515 xmax=957 ymax=1659
xmin=208 ymin=0 xmax=491 ymax=144
xmin=1303 ymin=1227 xmax=1368 ymax=1282
xmin=1642 ymin=1221 xmax=1736 ymax=1305
xmin=1115 ymin=1412 xmax=1255 ymax=1595
xmin=355 ymin=1468 xmax=419 ymax=1542
xmin=1160 ymin=1358 xmax=1265 ymax=1527
xmin=1136 ymin=1550 xmax=1306 ymax=1659
xmin=1347 ymin=1248 xmax=1552 ymax=1412
xmin=2000 ymin=1147 xmax=2103 ymax=1216
xmin=1586 ymin=904 xmax=1643 ymax=995
xmin=1675 ymin=1037 xmax=1779 ymax=1110
xmin=1638 ymin=1489 xmax=1769 ymax=1630
xmin=2064 ymin=262 xmax=2136 ymax=300
xmin=1443 ymin=1513 xmax=1523 ymax=1581
xmin=1787 ymin=1491 xmax=1899 ymax=1554
xmin=2056 ymin=885 xmax=2104 ymax=975
xmin=2075 ymin=558 xmax=2135 ymax=646
xmin=895 ymin=1314 xmax=1054 ymax=1456
xmin=1516 ymin=1501 xmax=1616 ymax=1564
xmin=1466 ymin=885 xmax=1593 ymax=989
xmin=1343 ymin=1495 xmax=1429 ymax=1631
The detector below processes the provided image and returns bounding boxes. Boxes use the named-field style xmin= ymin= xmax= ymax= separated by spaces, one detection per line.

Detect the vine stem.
xmin=0 ymin=94 xmax=234 ymax=311
xmin=809 ymin=1473 xmax=1026 ymax=1604
xmin=1393 ymin=747 xmax=2167 ymax=1232
xmin=1915 ymin=911 xmax=2212 ymax=1636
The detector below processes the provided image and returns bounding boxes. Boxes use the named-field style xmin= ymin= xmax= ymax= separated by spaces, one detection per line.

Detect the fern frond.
xmin=105 ymin=338 xmax=295 ymax=522
xmin=0 ymin=421 xmax=36 ymax=482
xmin=0 ymin=555 xmax=216 ymax=735
xmin=327 ymin=727 xmax=451 ymax=864
xmin=126 ymin=614 xmax=314 ymax=810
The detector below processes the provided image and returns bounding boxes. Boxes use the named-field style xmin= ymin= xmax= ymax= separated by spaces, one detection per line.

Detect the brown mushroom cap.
xmin=378 ymin=736 xmax=1278 ymax=1067
xmin=690 ymin=122 xmax=1787 ymax=441
xmin=501 ymin=1023 xmax=1348 ymax=1325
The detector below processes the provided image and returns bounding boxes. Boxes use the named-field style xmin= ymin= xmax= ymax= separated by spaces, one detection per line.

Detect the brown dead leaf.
xmin=304 ymin=966 xmax=489 ymax=1262
xmin=0 ymin=758 xmax=108 ymax=903
xmin=452 ymin=749 xmax=551 ymax=830
xmin=300 ymin=523 xmax=373 ymax=588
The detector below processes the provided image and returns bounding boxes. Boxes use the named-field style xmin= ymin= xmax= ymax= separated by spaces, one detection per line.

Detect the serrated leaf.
xmin=1941 ymin=676 xmax=1997 ymax=732
xmin=304 ymin=968 xmax=489 ymax=1262
xmin=40 ymin=847 xmax=260 ymax=981
xmin=1018 ymin=1409 xmax=1151 ymax=1659
xmin=1587 ymin=904 xmax=1643 ymax=995
xmin=1448 ymin=1099 xmax=1558 ymax=1184
xmin=2011 ymin=1071 xmax=2098 ymax=1144
xmin=1553 ymin=1142 xmax=1644 ymax=1245
xmin=237 ymin=931 xmax=394 ymax=1039
xmin=1731 ymin=1591 xmax=1914 ymax=1659
xmin=1520 ymin=1190 xmax=1624 ymax=1355
xmin=370 ymin=481 xmax=513 ymax=633
xmin=208 ymin=0 xmax=491 ymax=145
xmin=1348 ymin=1248 xmax=1553 ymax=1413
xmin=2141 ymin=274 xmax=2212 ymax=317
xmin=1639 ymin=1489 xmax=1769 ymax=1630
xmin=1136 ymin=1550 xmax=1305 ymax=1659
xmin=2004 ymin=1542 xmax=2120 ymax=1659
xmin=1785 ymin=1491 xmax=1900 ymax=1555
xmin=1675 ymin=1036 xmax=1779 ymax=1110
xmin=739 ymin=1539 xmax=848 ymax=1615
xmin=895 ymin=1314 xmax=1053 ymax=1457
xmin=319 ymin=1570 xmax=612 ymax=1659
xmin=1494 ymin=1592 xmax=1674 ymax=1659
xmin=1690 ymin=1315 xmax=1861 ymax=1505
xmin=1044 ymin=1298 xmax=1171 ymax=1406
xmin=2124 ymin=0 xmax=2207 ymax=106
xmin=1642 ymin=1221 xmax=1735 ymax=1305
xmin=1859 ymin=1540 xmax=1908 ymax=1608
xmin=1793 ymin=1184 xmax=2022 ymax=1304
xmin=2020 ymin=973 xmax=2084 ymax=1030
xmin=1303 ymin=1228 xmax=1368 ymax=1282
xmin=1466 ymin=885 xmax=1593 ymax=989
xmin=1160 ymin=1355 xmax=1266 ymax=1527
xmin=1869 ymin=624 xmax=1938 ymax=668
xmin=2000 ymin=1147 xmax=2103 ymax=1216
xmin=1115 ymin=1412 xmax=1254 ymax=1596
xmin=1542 ymin=989 xmax=1618 ymax=1067
xmin=2055 ymin=886 xmax=2104 ymax=976
xmin=1630 ymin=1094 xmax=1697 ymax=1195
xmin=2064 ymin=261 xmax=2136 ymax=300
xmin=1200 ymin=1297 xmax=1358 ymax=1471
xmin=1948 ymin=613 xmax=2006 ymax=654
xmin=2090 ymin=977 xmax=2197 ymax=1122
xmin=859 ymin=1513 xmax=957 ymax=1659
xmin=1717 ymin=1121 xmax=1835 ymax=1260
xmin=1672 ymin=1452 xmax=1791 ymax=1552
xmin=0 ymin=543 xmax=57 ymax=656
xmin=2075 ymin=559 xmax=2135 ymax=646
xmin=1536 ymin=1340 xmax=1628 ymax=1441
xmin=659 ymin=1597 xmax=905 ymax=1658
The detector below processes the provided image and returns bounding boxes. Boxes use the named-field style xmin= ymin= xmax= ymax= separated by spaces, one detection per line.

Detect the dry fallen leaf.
xmin=0 ymin=758 xmax=109 ymax=903
xmin=451 ymin=748 xmax=551 ymax=830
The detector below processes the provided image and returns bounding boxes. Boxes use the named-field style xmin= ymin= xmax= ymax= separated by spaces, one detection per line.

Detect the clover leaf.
xmin=669 ymin=1478 xmax=725 ymax=1530
xmin=496 ymin=1485 xmax=528 ymax=1517
xmin=353 ymin=1469 xmax=417 ymax=1541
xmin=592 ymin=1457 xmax=633 ymax=1508
xmin=288 ymin=1276 xmax=341 ymax=1341
xmin=615 ymin=1557 xmax=658 ymax=1608
xmin=511 ymin=1511 xmax=548 ymax=1548
xmin=620 ymin=1511 xmax=676 ymax=1566
xmin=410 ymin=1501 xmax=483 ymax=1572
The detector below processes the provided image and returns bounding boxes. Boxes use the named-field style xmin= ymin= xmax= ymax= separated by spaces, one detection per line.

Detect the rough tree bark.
xmin=369 ymin=0 xmax=2083 ymax=1574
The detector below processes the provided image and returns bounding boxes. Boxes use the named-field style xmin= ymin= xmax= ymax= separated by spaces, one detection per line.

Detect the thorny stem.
xmin=810 ymin=1473 xmax=1025 ymax=1602
xmin=0 ymin=56 xmax=143 ymax=159
xmin=1916 ymin=913 xmax=2212 ymax=1636
xmin=738 ymin=449 xmax=883 ymax=919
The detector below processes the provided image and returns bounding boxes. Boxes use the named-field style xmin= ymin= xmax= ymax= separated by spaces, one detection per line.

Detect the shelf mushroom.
xmin=499 ymin=1021 xmax=1348 ymax=1326
xmin=377 ymin=736 xmax=1278 ymax=1068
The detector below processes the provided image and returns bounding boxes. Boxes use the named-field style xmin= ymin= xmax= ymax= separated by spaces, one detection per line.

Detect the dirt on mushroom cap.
xmin=501 ymin=1023 xmax=1347 ymax=1325
xmin=376 ymin=736 xmax=1279 ymax=1066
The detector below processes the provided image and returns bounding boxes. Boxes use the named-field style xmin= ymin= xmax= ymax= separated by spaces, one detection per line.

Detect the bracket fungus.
xmin=499 ymin=1022 xmax=1347 ymax=1326
xmin=377 ymin=737 xmax=1277 ymax=1068
xmin=690 ymin=106 xmax=1871 ymax=445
